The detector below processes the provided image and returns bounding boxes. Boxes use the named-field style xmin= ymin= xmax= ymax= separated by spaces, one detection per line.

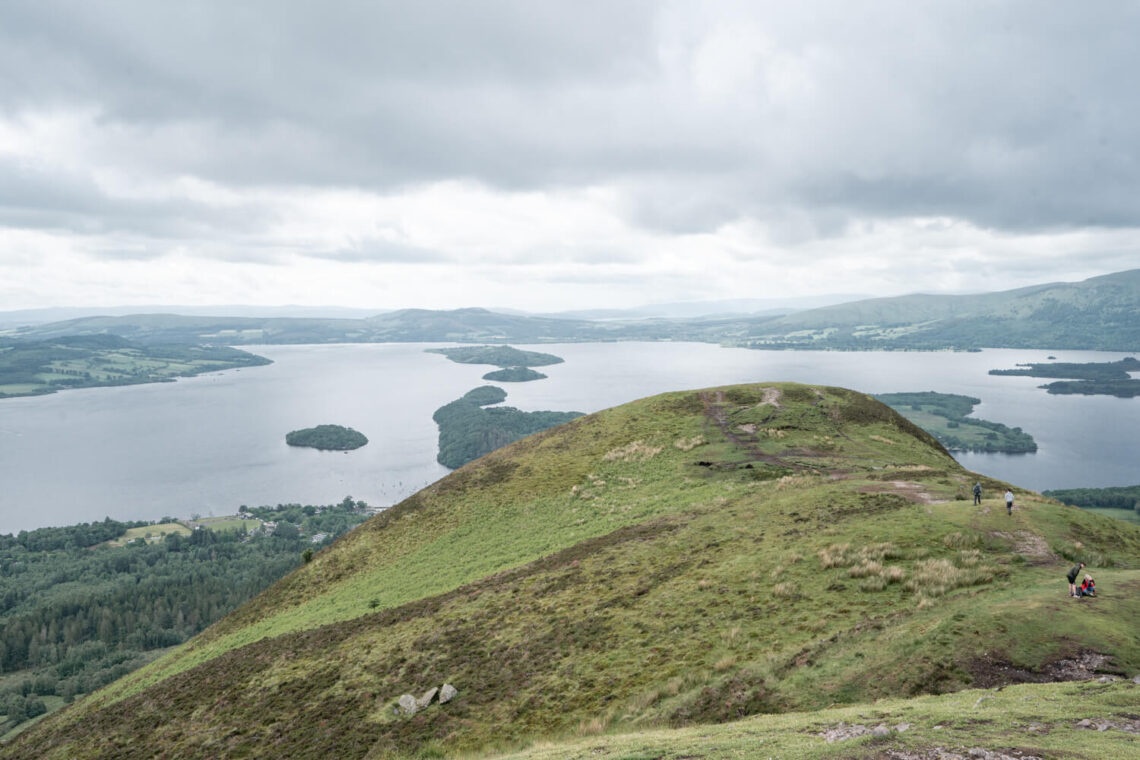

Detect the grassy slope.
xmin=487 ymin=679 xmax=1140 ymax=760
xmin=7 ymin=383 xmax=1140 ymax=760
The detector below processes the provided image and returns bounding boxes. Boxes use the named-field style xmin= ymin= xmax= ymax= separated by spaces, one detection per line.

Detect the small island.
xmin=285 ymin=424 xmax=369 ymax=451
xmin=481 ymin=366 xmax=547 ymax=382
xmin=426 ymin=345 xmax=565 ymax=368
xmin=432 ymin=386 xmax=582 ymax=468
xmin=874 ymin=391 xmax=1037 ymax=453
xmin=989 ymin=357 xmax=1140 ymax=397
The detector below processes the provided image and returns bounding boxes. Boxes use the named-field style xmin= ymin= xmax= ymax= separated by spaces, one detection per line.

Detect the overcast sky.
xmin=2 ymin=1 xmax=1139 ymax=313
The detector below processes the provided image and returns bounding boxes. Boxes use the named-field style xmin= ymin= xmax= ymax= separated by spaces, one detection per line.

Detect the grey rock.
xmin=872 ymin=724 xmax=891 ymax=737
xmin=439 ymin=683 xmax=458 ymax=704
xmin=416 ymin=687 xmax=439 ymax=709
xmin=1133 ymin=674 xmax=1140 ymax=684
xmin=397 ymin=694 xmax=418 ymax=715
xmin=894 ymin=722 xmax=911 ymax=733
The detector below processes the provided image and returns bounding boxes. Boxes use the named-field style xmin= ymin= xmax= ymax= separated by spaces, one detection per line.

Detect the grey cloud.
xmin=308 ymin=240 xmax=450 ymax=264
xmin=0 ymin=157 xmax=279 ymax=244
xmin=3 ymin=0 xmax=1140 ymax=241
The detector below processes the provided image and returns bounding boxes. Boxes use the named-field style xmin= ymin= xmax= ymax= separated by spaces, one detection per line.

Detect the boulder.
xmin=439 ymin=683 xmax=458 ymax=704
xmin=416 ymin=687 xmax=439 ymax=709
xmin=397 ymin=694 xmax=418 ymax=715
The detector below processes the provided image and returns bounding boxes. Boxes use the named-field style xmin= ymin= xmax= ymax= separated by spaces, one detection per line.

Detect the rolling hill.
xmin=6 ymin=382 xmax=1139 ymax=759
xmin=738 ymin=268 xmax=1140 ymax=350
xmin=5 ymin=268 xmax=1140 ymax=350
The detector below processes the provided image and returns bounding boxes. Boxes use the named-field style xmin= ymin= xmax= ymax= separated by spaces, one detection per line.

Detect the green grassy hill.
xmin=741 ymin=268 xmax=1140 ymax=349
xmin=6 ymin=383 xmax=1139 ymax=759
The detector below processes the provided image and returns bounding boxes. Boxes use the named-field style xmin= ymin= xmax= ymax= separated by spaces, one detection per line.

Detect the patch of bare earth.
xmin=968 ymin=650 xmax=1116 ymax=688
xmin=859 ymin=480 xmax=944 ymax=505
xmin=991 ymin=531 xmax=1056 ymax=564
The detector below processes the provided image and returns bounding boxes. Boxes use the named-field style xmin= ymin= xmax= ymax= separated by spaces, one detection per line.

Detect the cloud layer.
xmin=2 ymin=1 xmax=1138 ymax=310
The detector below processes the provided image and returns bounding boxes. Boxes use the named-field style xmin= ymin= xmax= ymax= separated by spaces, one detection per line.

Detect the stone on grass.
xmin=397 ymin=694 xmax=418 ymax=715
xmin=416 ymin=687 xmax=439 ymax=709
xmin=439 ymin=683 xmax=458 ymax=704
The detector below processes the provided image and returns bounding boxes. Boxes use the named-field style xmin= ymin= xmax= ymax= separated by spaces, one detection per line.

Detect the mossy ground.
xmin=7 ymin=383 xmax=1139 ymax=760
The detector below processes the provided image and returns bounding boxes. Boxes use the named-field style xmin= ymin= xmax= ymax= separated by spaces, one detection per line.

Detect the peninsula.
xmin=874 ymin=391 xmax=1037 ymax=453
xmin=989 ymin=357 xmax=1140 ymax=397
xmin=432 ymin=386 xmax=582 ymax=468
xmin=0 ymin=335 xmax=272 ymax=399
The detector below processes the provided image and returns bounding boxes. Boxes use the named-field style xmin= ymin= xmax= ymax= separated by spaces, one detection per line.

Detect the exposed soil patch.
xmin=759 ymin=387 xmax=782 ymax=407
xmin=858 ymin=480 xmax=943 ymax=505
xmin=991 ymin=531 xmax=1056 ymax=564
xmin=968 ymin=650 xmax=1115 ymax=688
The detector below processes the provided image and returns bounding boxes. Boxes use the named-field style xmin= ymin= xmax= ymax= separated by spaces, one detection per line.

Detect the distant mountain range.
xmin=3 ymin=269 xmax=1138 ymax=350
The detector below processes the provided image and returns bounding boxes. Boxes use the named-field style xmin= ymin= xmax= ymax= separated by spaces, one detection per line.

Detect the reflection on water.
xmin=1 ymin=342 xmax=1138 ymax=533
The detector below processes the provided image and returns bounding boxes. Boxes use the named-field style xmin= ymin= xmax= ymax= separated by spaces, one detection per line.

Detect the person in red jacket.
xmin=1077 ymin=575 xmax=1096 ymax=598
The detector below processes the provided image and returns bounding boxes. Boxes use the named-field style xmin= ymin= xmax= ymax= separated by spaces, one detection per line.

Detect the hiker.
xmin=973 ymin=482 xmax=982 ymax=505
xmin=1067 ymin=561 xmax=1086 ymax=597
xmin=1077 ymin=575 xmax=1096 ymax=598
xmin=1004 ymin=489 xmax=1014 ymax=515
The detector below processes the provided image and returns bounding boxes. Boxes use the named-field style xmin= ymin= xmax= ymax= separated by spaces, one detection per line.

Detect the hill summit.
xmin=9 ymin=383 xmax=1140 ymax=759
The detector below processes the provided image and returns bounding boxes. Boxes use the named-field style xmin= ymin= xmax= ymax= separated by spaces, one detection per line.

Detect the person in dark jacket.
xmin=1067 ymin=562 xmax=1086 ymax=597
xmin=973 ymin=482 xmax=982 ymax=505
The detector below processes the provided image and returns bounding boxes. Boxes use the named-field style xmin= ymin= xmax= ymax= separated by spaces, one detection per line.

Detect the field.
xmin=106 ymin=522 xmax=192 ymax=547
xmin=186 ymin=517 xmax=264 ymax=532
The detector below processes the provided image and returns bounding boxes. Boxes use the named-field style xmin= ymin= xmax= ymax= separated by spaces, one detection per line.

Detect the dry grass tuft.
xmin=848 ymin=560 xmax=884 ymax=578
xmin=884 ymin=565 xmax=906 ymax=584
xmin=576 ymin=716 xmax=610 ymax=736
xmin=674 ymin=436 xmax=706 ymax=451
xmin=772 ymin=583 xmax=798 ymax=599
xmin=858 ymin=576 xmax=887 ymax=592
xmin=819 ymin=542 xmax=901 ymax=570
xmin=943 ymin=531 xmax=980 ymax=549
xmin=818 ymin=543 xmax=853 ymax=569
xmin=904 ymin=557 xmax=994 ymax=597
xmin=604 ymin=440 xmax=665 ymax=462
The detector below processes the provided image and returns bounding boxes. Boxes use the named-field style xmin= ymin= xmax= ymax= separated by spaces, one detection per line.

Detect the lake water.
xmin=1 ymin=342 xmax=1137 ymax=534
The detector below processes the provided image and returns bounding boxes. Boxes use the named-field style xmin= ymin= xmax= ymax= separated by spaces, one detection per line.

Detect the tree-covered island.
xmin=425 ymin=345 xmax=565 ymax=368
xmin=989 ymin=357 xmax=1140 ymax=397
xmin=874 ymin=391 xmax=1037 ymax=453
xmin=432 ymin=386 xmax=582 ymax=468
xmin=481 ymin=366 xmax=547 ymax=382
xmin=285 ymin=424 xmax=369 ymax=451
